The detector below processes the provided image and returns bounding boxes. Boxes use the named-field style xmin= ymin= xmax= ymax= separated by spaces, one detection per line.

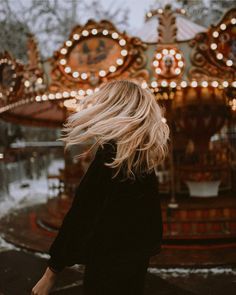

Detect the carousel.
xmin=0 ymin=5 xmax=236 ymax=267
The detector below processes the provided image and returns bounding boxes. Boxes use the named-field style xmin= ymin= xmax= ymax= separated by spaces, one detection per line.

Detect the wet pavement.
xmin=0 ymin=250 xmax=236 ymax=295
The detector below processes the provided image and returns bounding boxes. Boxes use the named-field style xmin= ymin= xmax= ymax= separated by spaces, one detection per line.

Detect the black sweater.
xmin=47 ymin=140 xmax=163 ymax=272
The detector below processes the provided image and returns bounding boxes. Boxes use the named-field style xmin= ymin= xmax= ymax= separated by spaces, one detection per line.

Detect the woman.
xmin=31 ymin=80 xmax=169 ymax=295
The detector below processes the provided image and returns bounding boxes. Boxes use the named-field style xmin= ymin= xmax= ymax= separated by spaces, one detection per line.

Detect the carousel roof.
xmin=133 ymin=14 xmax=207 ymax=43
xmin=0 ymin=7 xmax=235 ymax=127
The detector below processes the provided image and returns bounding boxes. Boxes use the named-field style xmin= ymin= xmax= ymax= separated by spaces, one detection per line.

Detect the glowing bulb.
xmin=60 ymin=59 xmax=66 ymax=65
xmin=191 ymin=81 xmax=198 ymax=87
xmin=170 ymin=81 xmax=177 ymax=88
xmin=72 ymin=71 xmax=79 ymax=78
xmin=112 ymin=32 xmax=119 ymax=39
xmin=178 ymin=61 xmax=184 ymax=67
xmin=176 ymin=53 xmax=182 ymax=60
xmin=99 ymin=70 xmax=106 ymax=77
xmin=156 ymin=53 xmax=162 ymax=59
xmin=155 ymin=68 xmax=161 ymax=74
xmin=81 ymin=73 xmax=88 ymax=79
xmin=109 ymin=65 xmax=116 ymax=72
xmin=119 ymin=39 xmax=126 ymax=46
xmin=91 ymin=29 xmax=98 ymax=35
xmin=153 ymin=60 xmax=159 ymax=67
xmin=73 ymin=34 xmax=80 ymax=40
xmin=232 ymin=81 xmax=236 ymax=88
xmin=121 ymin=49 xmax=128 ymax=56
xmin=222 ymin=81 xmax=229 ymax=87
xmin=66 ymin=40 xmax=72 ymax=47
xmin=231 ymin=18 xmax=236 ymax=25
xmin=151 ymin=81 xmax=158 ymax=88
xmin=169 ymin=49 xmax=175 ymax=55
xmin=116 ymin=58 xmax=123 ymax=65
xmin=201 ymin=81 xmax=208 ymax=87
xmin=161 ymin=80 xmax=168 ymax=87
xmin=226 ymin=60 xmax=233 ymax=66
xmin=60 ymin=48 xmax=67 ymax=55
xmin=180 ymin=81 xmax=187 ymax=88
xmin=211 ymin=81 xmax=219 ymax=87
xmin=210 ymin=43 xmax=217 ymax=50
xmin=24 ymin=80 xmax=30 ymax=87
xmin=65 ymin=66 xmax=71 ymax=73
xmin=212 ymin=31 xmax=219 ymax=38
xmin=217 ymin=53 xmax=223 ymax=60
xmin=102 ymin=29 xmax=108 ymax=35
xmin=220 ymin=23 xmax=227 ymax=30
xmin=175 ymin=68 xmax=181 ymax=75
xmin=82 ymin=30 xmax=89 ymax=36
xmin=162 ymin=49 xmax=169 ymax=55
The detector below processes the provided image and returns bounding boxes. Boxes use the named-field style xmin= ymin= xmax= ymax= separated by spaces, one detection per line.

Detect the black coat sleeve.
xmin=47 ymin=142 xmax=115 ymax=272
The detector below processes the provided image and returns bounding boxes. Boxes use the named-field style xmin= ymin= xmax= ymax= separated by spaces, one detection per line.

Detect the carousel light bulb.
xmin=211 ymin=81 xmax=219 ymax=87
xmin=212 ymin=31 xmax=219 ymax=38
xmin=156 ymin=53 xmax=162 ymax=59
xmin=161 ymin=80 xmax=168 ymax=87
xmin=102 ymin=29 xmax=109 ymax=35
xmin=151 ymin=81 xmax=158 ymax=88
xmin=60 ymin=48 xmax=67 ymax=55
xmin=176 ymin=53 xmax=182 ymax=60
xmin=82 ymin=30 xmax=89 ymax=36
xmin=178 ymin=61 xmax=184 ymax=67
xmin=42 ymin=94 xmax=48 ymax=100
xmin=153 ymin=60 xmax=159 ymax=67
xmin=216 ymin=53 xmax=223 ymax=60
xmin=99 ymin=70 xmax=106 ymax=77
xmin=66 ymin=40 xmax=72 ymax=47
xmin=155 ymin=68 xmax=161 ymax=74
xmin=222 ymin=81 xmax=229 ymax=87
xmin=65 ymin=66 xmax=71 ymax=73
xmin=86 ymin=89 xmax=93 ymax=95
xmin=170 ymin=81 xmax=177 ymax=88
xmin=35 ymin=95 xmax=41 ymax=101
xmin=121 ymin=49 xmax=128 ymax=56
xmin=78 ymin=89 xmax=85 ymax=96
xmin=36 ymin=77 xmax=43 ymax=84
xmin=60 ymin=59 xmax=66 ymax=65
xmin=48 ymin=93 xmax=55 ymax=100
xmin=95 ymin=87 xmax=100 ymax=92
xmin=180 ymin=81 xmax=187 ymax=88
xmin=109 ymin=65 xmax=116 ymax=72
xmin=220 ymin=23 xmax=227 ymax=30
xmin=81 ymin=73 xmax=88 ymax=79
xmin=210 ymin=43 xmax=217 ymax=50
xmin=141 ymin=81 xmax=147 ymax=88
xmin=191 ymin=81 xmax=198 ymax=87
xmin=201 ymin=81 xmax=208 ymax=87
xmin=24 ymin=80 xmax=30 ymax=87
xmin=55 ymin=93 xmax=62 ymax=99
xmin=232 ymin=81 xmax=236 ymax=88
xmin=91 ymin=29 xmax=98 ymax=35
xmin=112 ymin=32 xmax=119 ymax=39
xmin=63 ymin=91 xmax=69 ymax=98
xmin=175 ymin=68 xmax=181 ymax=74
xmin=70 ymin=91 xmax=77 ymax=97
xmin=231 ymin=18 xmax=236 ymax=25
xmin=147 ymin=12 xmax=152 ymax=18
xmin=72 ymin=71 xmax=79 ymax=78
xmin=73 ymin=34 xmax=80 ymax=40
xmin=162 ymin=49 xmax=169 ymax=55
xmin=180 ymin=9 xmax=186 ymax=14
xmin=116 ymin=58 xmax=123 ymax=65
xmin=226 ymin=60 xmax=233 ymax=66
xmin=158 ymin=9 xmax=163 ymax=14
xmin=119 ymin=39 xmax=126 ymax=46
xmin=169 ymin=49 xmax=175 ymax=55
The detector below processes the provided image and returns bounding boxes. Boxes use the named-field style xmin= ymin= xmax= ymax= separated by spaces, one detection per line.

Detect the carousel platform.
xmin=0 ymin=192 xmax=236 ymax=268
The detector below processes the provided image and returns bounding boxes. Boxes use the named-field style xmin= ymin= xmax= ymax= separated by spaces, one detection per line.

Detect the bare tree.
xmin=0 ymin=0 xmax=130 ymax=60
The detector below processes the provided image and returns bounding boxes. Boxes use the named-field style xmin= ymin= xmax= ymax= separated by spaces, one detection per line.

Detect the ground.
xmin=0 ymin=249 xmax=236 ymax=295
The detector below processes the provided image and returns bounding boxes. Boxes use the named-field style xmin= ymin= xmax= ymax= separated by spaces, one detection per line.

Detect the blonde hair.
xmin=61 ymin=80 xmax=170 ymax=180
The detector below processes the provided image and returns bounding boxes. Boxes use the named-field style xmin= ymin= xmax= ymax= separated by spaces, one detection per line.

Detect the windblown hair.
xmin=60 ymin=80 xmax=170 ymax=180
